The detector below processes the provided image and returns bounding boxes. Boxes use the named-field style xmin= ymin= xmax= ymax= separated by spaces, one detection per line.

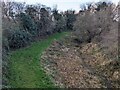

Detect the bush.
xmin=55 ymin=17 xmax=66 ymax=32
xmin=2 ymin=37 xmax=9 ymax=87
xmin=73 ymin=6 xmax=112 ymax=43
xmin=17 ymin=13 xmax=38 ymax=36
xmin=73 ymin=11 xmax=97 ymax=43
xmin=8 ymin=29 xmax=32 ymax=49
xmin=65 ymin=10 xmax=76 ymax=30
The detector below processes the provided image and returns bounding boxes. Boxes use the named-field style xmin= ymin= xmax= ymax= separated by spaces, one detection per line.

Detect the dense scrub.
xmin=8 ymin=29 xmax=32 ymax=49
xmin=2 ymin=1 xmax=76 ymax=49
xmin=73 ymin=2 xmax=119 ymax=60
xmin=17 ymin=13 xmax=38 ymax=36
xmin=73 ymin=6 xmax=112 ymax=43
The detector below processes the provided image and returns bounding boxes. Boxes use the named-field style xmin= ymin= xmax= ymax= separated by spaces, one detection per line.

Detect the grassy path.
xmin=8 ymin=32 xmax=69 ymax=88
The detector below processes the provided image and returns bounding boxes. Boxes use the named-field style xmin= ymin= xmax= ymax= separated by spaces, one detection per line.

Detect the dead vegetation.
xmin=41 ymin=22 xmax=119 ymax=88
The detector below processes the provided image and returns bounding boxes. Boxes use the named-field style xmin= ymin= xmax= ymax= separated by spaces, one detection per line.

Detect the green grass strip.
xmin=8 ymin=32 xmax=69 ymax=88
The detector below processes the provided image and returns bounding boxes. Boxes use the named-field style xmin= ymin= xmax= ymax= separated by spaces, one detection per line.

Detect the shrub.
xmin=40 ymin=8 xmax=54 ymax=36
xmin=73 ymin=11 xmax=97 ymax=43
xmin=2 ymin=37 xmax=9 ymax=87
xmin=17 ymin=13 xmax=38 ymax=36
xmin=8 ymin=29 xmax=32 ymax=49
xmin=55 ymin=17 xmax=66 ymax=32
xmin=73 ymin=6 xmax=112 ymax=43
xmin=65 ymin=10 xmax=76 ymax=30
